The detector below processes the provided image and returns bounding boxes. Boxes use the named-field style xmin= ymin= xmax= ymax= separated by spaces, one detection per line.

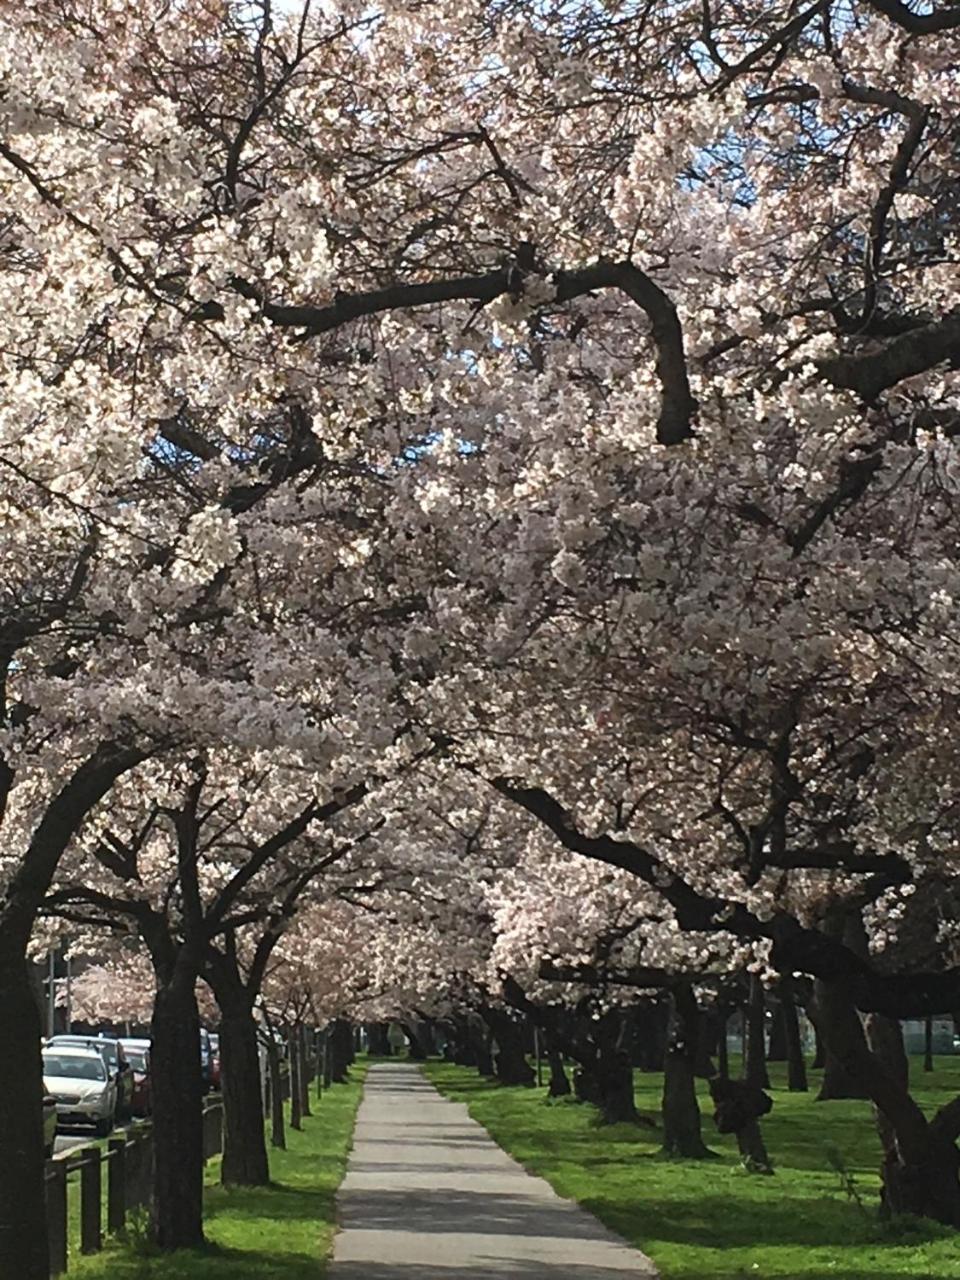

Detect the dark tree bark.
xmin=819 ymin=980 xmax=960 ymax=1225
xmin=594 ymin=1010 xmax=639 ymax=1124
xmin=780 ymin=991 xmax=809 ymax=1092
xmin=322 ymin=1027 xmax=333 ymax=1087
xmin=485 ymin=1009 xmax=535 ymax=1086
xmin=767 ymin=1002 xmax=788 ymax=1061
xmin=816 ymin=910 xmax=869 ymax=1100
xmin=716 ymin=1011 xmax=730 ymax=1081
xmin=266 ymin=1039 xmax=286 ymax=1149
xmin=0 ymin=954 xmax=49 ymax=1280
xmin=661 ymin=985 xmax=713 ymax=1158
xmin=632 ymin=1001 xmax=668 ymax=1071
xmin=329 ymin=1020 xmax=353 ymax=1082
xmin=218 ymin=997 xmax=269 ymax=1186
xmin=288 ymin=1026 xmax=302 ymax=1130
xmin=299 ymin=1025 xmax=312 ymax=1118
xmin=709 ymin=1076 xmax=775 ymax=1174
xmin=744 ymin=974 xmax=771 ymax=1089
xmin=812 ymin=1022 xmax=825 ymax=1069
xmin=0 ymin=743 xmax=146 ymax=1280
xmin=151 ymin=975 xmax=205 ymax=1250
xmin=469 ymin=1018 xmax=495 ymax=1076
xmin=367 ymin=1023 xmax=392 ymax=1056
xmin=548 ymin=1049 xmax=571 ymax=1097
xmin=815 ymin=977 xmax=870 ymax=1100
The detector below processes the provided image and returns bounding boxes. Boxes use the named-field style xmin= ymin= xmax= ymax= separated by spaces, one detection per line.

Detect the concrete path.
xmin=329 ymin=1063 xmax=659 ymax=1280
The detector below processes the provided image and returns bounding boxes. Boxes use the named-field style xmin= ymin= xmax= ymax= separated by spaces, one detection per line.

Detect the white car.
xmin=42 ymin=1047 xmax=117 ymax=1137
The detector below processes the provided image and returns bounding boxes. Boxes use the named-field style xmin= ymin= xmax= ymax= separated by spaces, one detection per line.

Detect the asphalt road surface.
xmin=329 ymin=1063 xmax=659 ymax=1280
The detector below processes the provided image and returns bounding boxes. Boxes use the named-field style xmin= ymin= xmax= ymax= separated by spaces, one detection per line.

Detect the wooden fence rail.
xmin=45 ymin=1099 xmax=223 ymax=1278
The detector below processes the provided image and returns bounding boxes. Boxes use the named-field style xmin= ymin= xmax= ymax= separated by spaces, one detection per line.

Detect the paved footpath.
xmin=329 ymin=1063 xmax=659 ymax=1280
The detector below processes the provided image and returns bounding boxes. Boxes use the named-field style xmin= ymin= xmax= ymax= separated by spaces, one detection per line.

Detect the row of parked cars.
xmin=41 ymin=1030 xmax=221 ymax=1146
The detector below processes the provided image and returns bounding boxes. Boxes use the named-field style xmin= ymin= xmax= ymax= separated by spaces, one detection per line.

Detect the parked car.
xmin=199 ymin=1028 xmax=215 ymax=1093
xmin=46 ymin=1035 xmax=134 ymax=1121
xmin=119 ymin=1041 xmax=152 ymax=1117
xmin=42 ymin=1047 xmax=117 ymax=1137
xmin=42 ymin=1091 xmax=57 ymax=1159
xmin=208 ymin=1033 xmax=221 ymax=1090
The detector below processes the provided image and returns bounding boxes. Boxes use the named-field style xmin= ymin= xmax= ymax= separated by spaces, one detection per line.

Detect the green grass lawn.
xmin=71 ymin=1068 xmax=365 ymax=1280
xmin=424 ymin=1056 xmax=960 ymax=1280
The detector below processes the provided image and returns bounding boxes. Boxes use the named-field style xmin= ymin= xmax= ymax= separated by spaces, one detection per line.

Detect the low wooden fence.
xmin=45 ymin=1098 xmax=223 ymax=1277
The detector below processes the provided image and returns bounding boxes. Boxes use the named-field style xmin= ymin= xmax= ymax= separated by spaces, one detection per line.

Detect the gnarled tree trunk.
xmin=661 ymin=985 xmax=713 ymax=1158
xmin=819 ymin=980 xmax=960 ymax=1225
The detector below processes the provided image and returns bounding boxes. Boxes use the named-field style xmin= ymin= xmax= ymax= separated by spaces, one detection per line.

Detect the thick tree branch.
xmin=861 ymin=0 xmax=960 ymax=33
xmin=219 ymin=259 xmax=697 ymax=446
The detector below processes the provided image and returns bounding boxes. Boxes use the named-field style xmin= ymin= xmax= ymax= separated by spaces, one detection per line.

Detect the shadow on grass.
xmin=204 ymin=1182 xmax=322 ymax=1226
xmin=80 ymin=1241 xmax=324 ymax=1280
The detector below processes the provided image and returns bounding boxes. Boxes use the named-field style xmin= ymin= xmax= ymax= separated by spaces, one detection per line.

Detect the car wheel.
xmin=95 ymin=1116 xmax=113 ymax=1138
xmin=44 ymin=1143 xmax=54 ymax=1160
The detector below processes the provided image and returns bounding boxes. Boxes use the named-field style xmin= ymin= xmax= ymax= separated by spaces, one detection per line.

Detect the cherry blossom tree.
xmin=5 ymin=0 xmax=960 ymax=1267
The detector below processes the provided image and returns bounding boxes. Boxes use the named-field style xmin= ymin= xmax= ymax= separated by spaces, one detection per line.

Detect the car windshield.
xmin=43 ymin=1055 xmax=105 ymax=1082
xmin=54 ymin=1038 xmax=118 ymax=1069
xmin=126 ymin=1051 xmax=147 ymax=1071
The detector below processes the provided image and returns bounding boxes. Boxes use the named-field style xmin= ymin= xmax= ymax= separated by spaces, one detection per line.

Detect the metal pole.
xmin=47 ymin=950 xmax=56 ymax=1038
xmin=534 ymin=1025 xmax=543 ymax=1088
xmin=65 ymin=950 xmax=72 ymax=1034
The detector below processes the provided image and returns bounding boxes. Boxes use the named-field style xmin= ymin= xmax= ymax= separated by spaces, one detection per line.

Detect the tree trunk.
xmin=819 ymin=979 xmax=960 ymax=1225
xmin=815 ymin=978 xmax=869 ymax=1100
xmin=405 ymin=1028 xmax=427 ymax=1060
xmin=288 ymin=1026 xmax=302 ymax=1131
xmin=472 ymin=1023 xmax=495 ymax=1077
xmin=267 ymin=1040 xmax=286 ymax=1149
xmin=329 ymin=1020 xmax=352 ymax=1082
xmin=322 ymin=1028 xmax=333 ymax=1087
xmin=486 ymin=1010 xmax=535 ymax=1086
xmin=594 ymin=1011 xmax=639 ymax=1124
xmin=547 ymin=1045 xmax=571 ymax=1098
xmin=367 ymin=1023 xmax=391 ymax=1056
xmin=781 ymin=992 xmax=808 ymax=1092
xmin=812 ymin=1022 xmax=825 ymax=1069
xmin=744 ymin=974 xmax=771 ymax=1089
xmin=151 ymin=977 xmax=205 ymax=1250
xmin=0 ymin=953 xmax=49 ymax=1280
xmin=767 ymin=1001 xmax=788 ymax=1061
xmin=299 ymin=1026 xmax=312 ymax=1118
xmin=709 ymin=1076 xmax=774 ymax=1174
xmin=632 ymin=1001 xmax=668 ymax=1071
xmin=717 ymin=1012 xmax=730 ymax=1081
xmin=661 ymin=985 xmax=712 ymax=1158
xmin=218 ymin=1003 xmax=269 ymax=1187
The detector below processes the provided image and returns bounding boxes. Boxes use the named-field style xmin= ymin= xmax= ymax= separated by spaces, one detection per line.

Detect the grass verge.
xmin=423 ymin=1057 xmax=960 ymax=1280
xmin=72 ymin=1065 xmax=366 ymax=1280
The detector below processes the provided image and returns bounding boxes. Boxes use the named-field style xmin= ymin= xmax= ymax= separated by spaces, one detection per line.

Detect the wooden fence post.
xmin=45 ymin=1160 xmax=68 ymax=1277
xmin=80 ymin=1147 xmax=102 ymax=1254
xmin=107 ymin=1137 xmax=126 ymax=1233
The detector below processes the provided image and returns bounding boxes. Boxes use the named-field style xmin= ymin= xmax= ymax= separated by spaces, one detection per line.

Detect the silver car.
xmin=42 ymin=1047 xmax=117 ymax=1137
